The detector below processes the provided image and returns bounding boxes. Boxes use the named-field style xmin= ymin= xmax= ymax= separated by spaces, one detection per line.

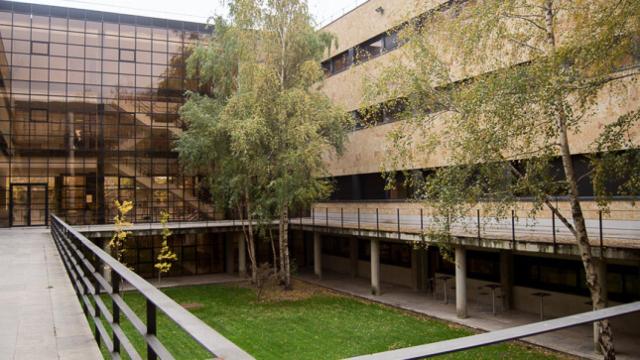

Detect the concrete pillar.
xmin=237 ymin=232 xmax=246 ymax=278
xmin=411 ymin=248 xmax=419 ymax=291
xmin=593 ymin=259 xmax=608 ymax=352
xmin=455 ymin=246 xmax=468 ymax=318
xmin=225 ymin=234 xmax=235 ymax=275
xmin=349 ymin=237 xmax=359 ymax=278
xmin=313 ymin=232 xmax=322 ymax=279
xmin=371 ymin=239 xmax=380 ymax=295
xmin=500 ymin=251 xmax=514 ymax=310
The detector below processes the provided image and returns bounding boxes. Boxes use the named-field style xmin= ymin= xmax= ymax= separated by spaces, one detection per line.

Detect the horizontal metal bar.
xmin=348 ymin=301 xmax=640 ymax=360
xmin=51 ymin=215 xmax=254 ymax=360
xmin=94 ymin=315 xmax=115 ymax=353
xmin=112 ymin=294 xmax=147 ymax=336
xmin=112 ymin=323 xmax=143 ymax=360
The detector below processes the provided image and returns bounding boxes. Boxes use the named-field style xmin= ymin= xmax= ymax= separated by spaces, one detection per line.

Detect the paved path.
xmin=0 ymin=228 xmax=101 ymax=360
xmin=298 ymin=272 xmax=640 ymax=360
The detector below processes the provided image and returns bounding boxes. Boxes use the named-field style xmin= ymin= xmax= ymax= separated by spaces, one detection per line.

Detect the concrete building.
xmin=0 ymin=0 xmax=639 ymax=355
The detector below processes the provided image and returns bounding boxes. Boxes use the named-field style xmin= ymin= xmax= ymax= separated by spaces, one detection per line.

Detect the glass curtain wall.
xmin=0 ymin=2 xmax=216 ymax=226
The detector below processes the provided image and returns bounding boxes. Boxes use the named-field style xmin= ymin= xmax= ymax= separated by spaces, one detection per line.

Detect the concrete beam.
xmin=371 ymin=239 xmax=380 ymax=295
xmin=314 ymin=232 xmax=322 ymax=279
xmin=455 ymin=246 xmax=468 ymax=318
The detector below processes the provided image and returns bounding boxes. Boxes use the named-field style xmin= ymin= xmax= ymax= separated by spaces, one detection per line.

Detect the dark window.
xmin=384 ymin=30 xmax=399 ymax=51
xmin=332 ymin=51 xmax=351 ymax=73
xmin=30 ymin=108 xmax=48 ymax=122
xmin=119 ymin=49 xmax=136 ymax=62
xmin=321 ymin=60 xmax=332 ymax=75
xmin=358 ymin=240 xmax=411 ymax=268
xmin=356 ymin=36 xmax=384 ymax=63
xmin=31 ymin=41 xmax=49 ymax=55
xmin=321 ymin=235 xmax=350 ymax=258
xmin=467 ymin=251 xmax=500 ymax=282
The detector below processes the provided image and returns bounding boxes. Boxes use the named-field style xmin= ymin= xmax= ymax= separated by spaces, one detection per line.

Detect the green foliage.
xmin=155 ymin=210 xmax=178 ymax=279
xmin=108 ymin=200 xmax=133 ymax=264
xmin=366 ymin=0 xmax=640 ymax=224
xmin=176 ymin=0 xmax=353 ymax=287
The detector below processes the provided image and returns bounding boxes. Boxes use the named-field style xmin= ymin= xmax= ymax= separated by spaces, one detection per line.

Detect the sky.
xmin=8 ymin=0 xmax=369 ymax=27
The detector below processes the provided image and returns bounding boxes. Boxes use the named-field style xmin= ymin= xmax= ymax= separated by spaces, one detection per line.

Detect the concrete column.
xmin=349 ymin=237 xmax=359 ymax=278
xmin=237 ymin=232 xmax=246 ymax=278
xmin=411 ymin=248 xmax=419 ymax=291
xmin=593 ymin=259 xmax=608 ymax=352
xmin=455 ymin=246 xmax=468 ymax=318
xmin=371 ymin=239 xmax=380 ymax=295
xmin=225 ymin=234 xmax=235 ymax=275
xmin=500 ymin=251 xmax=514 ymax=310
xmin=313 ymin=232 xmax=322 ymax=279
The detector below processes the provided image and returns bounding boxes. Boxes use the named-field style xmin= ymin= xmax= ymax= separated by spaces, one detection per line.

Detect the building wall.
xmin=317 ymin=1 xmax=640 ymax=177
xmin=0 ymin=2 xmax=217 ymax=226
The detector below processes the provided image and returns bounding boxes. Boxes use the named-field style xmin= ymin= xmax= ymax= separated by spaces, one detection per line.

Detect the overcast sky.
xmin=8 ymin=0 xmax=368 ymax=27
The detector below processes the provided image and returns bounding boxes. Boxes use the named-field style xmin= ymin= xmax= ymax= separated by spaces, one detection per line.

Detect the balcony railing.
xmin=294 ymin=206 xmax=640 ymax=249
xmin=50 ymin=214 xmax=254 ymax=360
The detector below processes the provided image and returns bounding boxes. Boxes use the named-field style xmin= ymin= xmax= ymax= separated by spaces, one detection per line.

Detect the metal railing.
xmin=347 ymin=301 xmax=640 ymax=359
xmin=298 ymin=206 xmax=640 ymax=249
xmin=50 ymin=214 xmax=254 ymax=360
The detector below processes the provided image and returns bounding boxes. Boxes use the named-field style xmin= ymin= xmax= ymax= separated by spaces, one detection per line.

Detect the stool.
xmin=531 ymin=292 xmax=551 ymax=320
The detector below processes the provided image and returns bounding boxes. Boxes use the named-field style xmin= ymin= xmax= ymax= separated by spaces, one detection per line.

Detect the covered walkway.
xmin=297 ymin=272 xmax=640 ymax=360
xmin=0 ymin=228 xmax=101 ymax=360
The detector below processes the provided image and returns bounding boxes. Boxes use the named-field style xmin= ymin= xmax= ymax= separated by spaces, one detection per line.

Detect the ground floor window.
xmin=358 ymin=240 xmax=411 ymax=268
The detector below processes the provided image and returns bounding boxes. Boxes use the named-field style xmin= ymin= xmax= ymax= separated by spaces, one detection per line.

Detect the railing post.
xmin=357 ymin=208 xmax=361 ymax=232
xmin=511 ymin=209 xmax=516 ymax=250
xmin=92 ymin=253 xmax=101 ymax=348
xmin=112 ymin=272 xmax=121 ymax=355
xmin=325 ymin=208 xmax=329 ymax=227
xmin=420 ymin=208 xmax=424 ymax=232
xmin=397 ymin=208 xmax=401 ymax=239
xmin=376 ymin=208 xmax=379 ymax=234
xmin=477 ymin=209 xmax=481 ymax=244
xmin=341 ymin=207 xmax=344 ymax=229
xmin=147 ymin=299 xmax=157 ymax=360
xmin=552 ymin=209 xmax=557 ymax=253
xmin=599 ymin=210 xmax=604 ymax=258
xmin=312 ymin=207 xmax=315 ymax=227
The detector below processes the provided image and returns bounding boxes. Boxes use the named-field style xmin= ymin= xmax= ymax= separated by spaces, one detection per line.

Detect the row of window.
xmin=1 ymin=34 xmax=189 ymax=52
xmin=321 ymin=235 xmax=412 ymax=268
xmin=4 ymin=80 xmax=193 ymax=94
xmin=5 ymin=50 xmax=184 ymax=66
xmin=321 ymin=29 xmax=400 ymax=76
xmin=7 ymin=64 xmax=187 ymax=78
xmin=0 ymin=3 xmax=208 ymax=35
xmin=1 ymin=25 xmax=198 ymax=44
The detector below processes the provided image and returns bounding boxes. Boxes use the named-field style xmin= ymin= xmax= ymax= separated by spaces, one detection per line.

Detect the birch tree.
xmin=176 ymin=0 xmax=352 ymax=289
xmin=366 ymin=1 xmax=640 ymax=358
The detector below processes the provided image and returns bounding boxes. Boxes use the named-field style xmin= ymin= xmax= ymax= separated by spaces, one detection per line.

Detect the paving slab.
xmin=0 ymin=228 xmax=102 ymax=360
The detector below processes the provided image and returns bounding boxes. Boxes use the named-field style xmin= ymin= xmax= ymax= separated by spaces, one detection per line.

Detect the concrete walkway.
xmin=298 ymin=272 xmax=640 ymax=360
xmin=0 ymin=228 xmax=101 ymax=360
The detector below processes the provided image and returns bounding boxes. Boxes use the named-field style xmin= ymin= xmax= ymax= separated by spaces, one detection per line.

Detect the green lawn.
xmin=97 ymin=283 xmax=558 ymax=360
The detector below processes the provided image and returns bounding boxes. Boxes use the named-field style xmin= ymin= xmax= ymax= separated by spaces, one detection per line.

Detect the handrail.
xmin=347 ymin=301 xmax=640 ymax=359
xmin=50 ymin=214 xmax=254 ymax=360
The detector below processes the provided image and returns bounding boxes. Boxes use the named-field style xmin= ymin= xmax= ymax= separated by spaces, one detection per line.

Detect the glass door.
xmin=10 ymin=185 xmax=29 ymax=226
xmin=10 ymin=184 xmax=48 ymax=226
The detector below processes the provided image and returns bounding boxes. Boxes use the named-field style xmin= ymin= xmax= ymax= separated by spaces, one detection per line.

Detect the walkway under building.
xmin=298 ymin=272 xmax=640 ymax=360
xmin=0 ymin=228 xmax=101 ymax=360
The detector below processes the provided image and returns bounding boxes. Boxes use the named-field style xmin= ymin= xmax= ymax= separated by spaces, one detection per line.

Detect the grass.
xmin=96 ymin=282 xmax=560 ymax=360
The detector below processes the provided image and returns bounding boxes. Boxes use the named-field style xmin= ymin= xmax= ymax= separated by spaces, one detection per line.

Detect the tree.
xmin=108 ymin=200 xmax=134 ymax=265
xmin=176 ymin=0 xmax=352 ymax=289
xmin=366 ymin=1 xmax=640 ymax=358
xmin=155 ymin=210 xmax=178 ymax=283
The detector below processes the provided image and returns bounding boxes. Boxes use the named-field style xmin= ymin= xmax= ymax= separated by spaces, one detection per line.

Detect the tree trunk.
xmin=270 ymin=230 xmax=279 ymax=275
xmin=278 ymin=206 xmax=291 ymax=290
xmin=557 ymin=111 xmax=615 ymax=359
xmin=240 ymin=198 xmax=258 ymax=284
xmin=543 ymin=2 xmax=614 ymax=357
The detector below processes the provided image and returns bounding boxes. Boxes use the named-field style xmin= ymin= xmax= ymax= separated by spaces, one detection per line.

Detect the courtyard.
xmin=100 ymin=281 xmax=559 ymax=360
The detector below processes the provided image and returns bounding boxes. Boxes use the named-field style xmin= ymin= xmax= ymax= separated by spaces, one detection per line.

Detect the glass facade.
xmin=0 ymin=2 xmax=218 ymax=226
